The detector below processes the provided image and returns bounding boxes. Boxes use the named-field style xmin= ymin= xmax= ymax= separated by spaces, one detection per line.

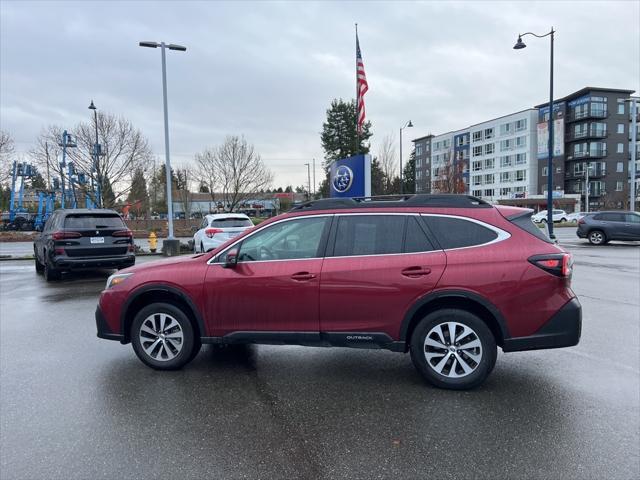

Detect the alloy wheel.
xmin=423 ymin=321 xmax=483 ymax=378
xmin=589 ymin=231 xmax=604 ymax=244
xmin=138 ymin=313 xmax=184 ymax=361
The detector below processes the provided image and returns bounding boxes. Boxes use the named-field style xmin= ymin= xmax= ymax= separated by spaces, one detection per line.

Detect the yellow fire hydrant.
xmin=149 ymin=231 xmax=157 ymax=253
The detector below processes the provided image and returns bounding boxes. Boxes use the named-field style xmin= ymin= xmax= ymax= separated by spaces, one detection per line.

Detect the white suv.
xmin=532 ymin=209 xmax=568 ymax=224
xmin=193 ymin=213 xmax=254 ymax=253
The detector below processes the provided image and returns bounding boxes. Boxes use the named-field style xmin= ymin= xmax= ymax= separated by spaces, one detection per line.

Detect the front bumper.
xmin=96 ymin=305 xmax=124 ymax=342
xmin=502 ymin=297 xmax=582 ymax=352
xmin=54 ymin=254 xmax=135 ymax=270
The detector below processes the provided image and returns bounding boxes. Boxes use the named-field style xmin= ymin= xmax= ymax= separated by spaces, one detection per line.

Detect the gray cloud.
xmin=1 ymin=0 xmax=638 ymax=189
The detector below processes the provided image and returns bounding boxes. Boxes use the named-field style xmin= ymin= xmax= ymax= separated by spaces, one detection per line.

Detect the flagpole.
xmin=355 ymin=22 xmax=359 ymax=155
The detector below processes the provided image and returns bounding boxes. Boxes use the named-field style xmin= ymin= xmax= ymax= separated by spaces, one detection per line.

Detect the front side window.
xmin=424 ymin=216 xmax=499 ymax=249
xmin=236 ymin=216 xmax=329 ymax=262
xmin=333 ymin=215 xmax=405 ymax=257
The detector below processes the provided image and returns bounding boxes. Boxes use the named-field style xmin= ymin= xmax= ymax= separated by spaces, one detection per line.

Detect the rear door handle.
xmin=401 ymin=266 xmax=432 ymax=278
xmin=291 ymin=272 xmax=316 ymax=281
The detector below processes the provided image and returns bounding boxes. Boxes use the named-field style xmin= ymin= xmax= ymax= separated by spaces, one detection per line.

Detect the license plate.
xmin=90 ymin=237 xmax=105 ymax=244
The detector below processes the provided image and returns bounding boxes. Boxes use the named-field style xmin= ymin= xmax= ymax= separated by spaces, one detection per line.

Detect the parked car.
xmin=192 ymin=213 xmax=254 ymax=253
xmin=531 ymin=209 xmax=569 ymax=223
xmin=576 ymin=211 xmax=640 ymax=245
xmin=34 ymin=209 xmax=135 ymax=281
xmin=96 ymin=195 xmax=581 ymax=390
xmin=567 ymin=211 xmax=589 ymax=223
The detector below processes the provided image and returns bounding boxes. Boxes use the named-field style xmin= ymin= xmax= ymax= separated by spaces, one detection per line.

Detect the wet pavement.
xmin=1 ymin=242 xmax=639 ymax=479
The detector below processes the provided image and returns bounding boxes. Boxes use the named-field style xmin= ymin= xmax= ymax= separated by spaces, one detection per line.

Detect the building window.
xmin=542 ymin=166 xmax=548 ymax=176
xmin=484 ymin=158 xmax=495 ymax=169
xmin=616 ymin=181 xmax=623 ymax=191
xmin=617 ymin=162 xmax=624 ymax=172
xmin=484 ymin=174 xmax=494 ymax=184
xmin=443 ymin=139 xmax=451 ymax=149
xmin=416 ymin=157 xmax=422 ymax=168
xmin=617 ymin=124 xmax=624 ymax=134
xmin=416 ymin=144 xmax=423 ymax=156
xmin=500 ymin=156 xmax=512 ymax=168
xmin=484 ymin=128 xmax=494 ymax=139
xmin=515 ymin=153 xmax=527 ymax=164
xmin=591 ymin=122 xmax=607 ymax=137
xmin=416 ymin=170 xmax=422 ymax=180
xmin=472 ymin=175 xmax=482 ymax=186
xmin=516 ymin=170 xmax=527 ymax=182
xmin=500 ymin=187 xmax=511 ymax=196
xmin=500 ymin=171 xmax=511 ymax=182
xmin=617 ymin=143 xmax=624 ymax=153
xmin=515 ymin=136 xmax=526 ymax=148
xmin=472 ymin=161 xmax=482 ymax=171
xmin=500 ymin=139 xmax=512 ymax=151
xmin=473 ymin=146 xmax=483 ymax=157
xmin=484 ymin=189 xmax=494 ymax=197
xmin=515 ymin=119 xmax=527 ymax=131
xmin=617 ymin=103 xmax=625 ymax=115
xmin=500 ymin=123 xmax=512 ymax=136
xmin=485 ymin=143 xmax=494 ymax=155
xmin=472 ymin=131 xmax=482 ymax=142
xmin=472 ymin=189 xmax=482 ymax=197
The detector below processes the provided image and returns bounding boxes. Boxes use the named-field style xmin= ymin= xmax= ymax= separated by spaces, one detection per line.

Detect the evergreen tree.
xmin=370 ymin=158 xmax=386 ymax=196
xmin=198 ymin=181 xmax=210 ymax=193
xmin=402 ymin=150 xmax=416 ymax=194
xmin=319 ymin=98 xmax=373 ymax=197
xmin=30 ymin=173 xmax=46 ymax=190
xmin=101 ymin=177 xmax=116 ymax=208
xmin=127 ymin=168 xmax=149 ymax=215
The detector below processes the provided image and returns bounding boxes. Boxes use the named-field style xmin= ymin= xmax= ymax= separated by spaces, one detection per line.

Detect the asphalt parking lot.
xmin=1 ymin=229 xmax=639 ymax=479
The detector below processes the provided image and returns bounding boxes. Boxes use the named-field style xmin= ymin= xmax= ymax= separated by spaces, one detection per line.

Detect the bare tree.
xmin=377 ymin=133 xmax=397 ymax=192
xmin=432 ymin=150 xmax=466 ymax=194
xmin=29 ymin=125 xmax=65 ymax=189
xmin=195 ymin=135 xmax=273 ymax=212
xmin=194 ymin=148 xmax=218 ymax=204
xmin=0 ymin=130 xmax=15 ymax=185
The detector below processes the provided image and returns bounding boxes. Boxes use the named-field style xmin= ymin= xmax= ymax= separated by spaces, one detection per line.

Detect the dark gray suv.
xmin=34 ymin=209 xmax=135 ymax=281
xmin=577 ymin=211 xmax=640 ymax=245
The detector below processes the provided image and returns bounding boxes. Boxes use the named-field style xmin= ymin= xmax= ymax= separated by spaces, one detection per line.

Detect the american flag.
xmin=356 ymin=32 xmax=369 ymax=135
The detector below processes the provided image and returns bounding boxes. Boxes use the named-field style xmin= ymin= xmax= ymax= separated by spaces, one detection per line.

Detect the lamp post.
xmin=88 ymin=100 xmax=101 ymax=208
xmin=304 ymin=163 xmax=311 ymax=200
xmin=139 ymin=40 xmax=186 ymax=244
xmin=514 ymin=28 xmax=556 ymax=240
xmin=625 ymin=97 xmax=638 ymax=211
xmin=399 ymin=120 xmax=413 ymax=194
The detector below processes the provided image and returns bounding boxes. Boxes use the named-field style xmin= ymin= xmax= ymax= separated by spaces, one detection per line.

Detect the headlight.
xmin=105 ymin=273 xmax=133 ymax=289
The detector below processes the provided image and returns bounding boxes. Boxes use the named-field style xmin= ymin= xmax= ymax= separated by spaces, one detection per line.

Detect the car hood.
xmin=119 ymin=254 xmax=208 ymax=275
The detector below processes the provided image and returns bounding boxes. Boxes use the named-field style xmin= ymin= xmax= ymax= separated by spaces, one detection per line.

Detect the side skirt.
xmin=201 ymin=331 xmax=406 ymax=352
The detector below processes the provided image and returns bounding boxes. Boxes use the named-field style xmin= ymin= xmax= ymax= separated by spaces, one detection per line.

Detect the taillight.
xmin=205 ymin=228 xmax=223 ymax=238
xmin=52 ymin=231 xmax=82 ymax=240
xmin=529 ymin=253 xmax=573 ymax=277
xmin=113 ymin=230 xmax=133 ymax=238
xmin=578 ymin=218 xmax=585 ymax=225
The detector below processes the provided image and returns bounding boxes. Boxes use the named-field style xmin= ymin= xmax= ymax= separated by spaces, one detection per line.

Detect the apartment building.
xmin=413 ymin=135 xmax=432 ymax=193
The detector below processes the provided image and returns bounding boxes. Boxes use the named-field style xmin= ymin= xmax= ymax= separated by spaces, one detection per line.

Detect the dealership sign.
xmin=330 ymin=154 xmax=372 ymax=198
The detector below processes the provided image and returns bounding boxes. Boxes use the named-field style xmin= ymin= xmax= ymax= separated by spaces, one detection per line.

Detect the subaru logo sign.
xmin=332 ymin=165 xmax=353 ymax=193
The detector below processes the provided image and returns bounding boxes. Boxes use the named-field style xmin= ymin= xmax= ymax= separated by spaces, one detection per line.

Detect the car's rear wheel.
xmin=34 ymin=251 xmax=44 ymax=274
xmin=588 ymin=230 xmax=606 ymax=245
xmin=43 ymin=257 xmax=61 ymax=281
xmin=410 ymin=309 xmax=497 ymax=390
xmin=131 ymin=303 xmax=197 ymax=370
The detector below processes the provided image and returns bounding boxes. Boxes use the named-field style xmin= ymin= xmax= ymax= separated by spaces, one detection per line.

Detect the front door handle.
xmin=401 ymin=266 xmax=432 ymax=278
xmin=291 ymin=272 xmax=316 ymax=281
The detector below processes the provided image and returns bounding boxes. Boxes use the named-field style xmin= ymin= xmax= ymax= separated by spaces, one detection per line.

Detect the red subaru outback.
xmin=96 ymin=195 xmax=581 ymax=390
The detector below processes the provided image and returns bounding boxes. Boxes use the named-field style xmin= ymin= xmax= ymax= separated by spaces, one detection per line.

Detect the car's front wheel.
xmin=410 ymin=309 xmax=497 ymax=390
xmin=588 ymin=230 xmax=606 ymax=245
xmin=131 ymin=303 xmax=198 ymax=370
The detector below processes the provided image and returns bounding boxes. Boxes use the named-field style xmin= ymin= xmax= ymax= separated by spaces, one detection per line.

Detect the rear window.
xmin=423 ymin=216 xmax=499 ymax=249
xmin=210 ymin=218 xmax=253 ymax=228
xmin=506 ymin=211 xmax=553 ymax=244
xmin=64 ymin=214 xmax=125 ymax=229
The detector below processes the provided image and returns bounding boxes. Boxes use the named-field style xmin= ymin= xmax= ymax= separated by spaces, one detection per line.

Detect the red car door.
xmin=319 ymin=214 xmax=446 ymax=340
xmin=203 ymin=215 xmax=332 ymax=337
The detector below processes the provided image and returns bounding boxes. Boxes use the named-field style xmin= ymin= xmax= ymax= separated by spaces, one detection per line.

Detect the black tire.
xmin=43 ymin=257 xmax=61 ymax=281
xmin=588 ymin=230 xmax=606 ymax=245
xmin=201 ymin=242 xmax=205 ymax=253
xmin=34 ymin=251 xmax=44 ymax=274
xmin=131 ymin=302 xmax=196 ymax=370
xmin=410 ymin=309 xmax=497 ymax=390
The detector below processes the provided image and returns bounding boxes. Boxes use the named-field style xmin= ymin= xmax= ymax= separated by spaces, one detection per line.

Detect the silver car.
xmin=193 ymin=213 xmax=253 ymax=253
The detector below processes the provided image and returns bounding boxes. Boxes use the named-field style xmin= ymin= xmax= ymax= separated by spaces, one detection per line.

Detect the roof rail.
xmin=290 ymin=194 xmax=491 ymax=211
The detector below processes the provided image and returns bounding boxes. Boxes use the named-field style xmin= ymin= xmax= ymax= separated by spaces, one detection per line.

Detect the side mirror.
xmin=224 ymin=248 xmax=239 ymax=268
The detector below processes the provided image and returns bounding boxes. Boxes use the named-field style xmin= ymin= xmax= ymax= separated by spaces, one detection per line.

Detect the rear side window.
xmin=423 ymin=216 xmax=498 ymax=249
xmin=210 ymin=218 xmax=253 ymax=228
xmin=405 ymin=217 xmax=436 ymax=253
xmin=594 ymin=213 xmax=624 ymax=222
xmin=333 ymin=215 xmax=405 ymax=256
xmin=64 ymin=214 xmax=125 ymax=229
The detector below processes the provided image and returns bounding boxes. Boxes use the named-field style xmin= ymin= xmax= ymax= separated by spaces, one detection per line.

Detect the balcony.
xmin=565 ymin=129 xmax=608 ymax=141
xmin=567 ymin=148 xmax=607 ymax=160
xmin=566 ymin=109 xmax=608 ymax=122
xmin=565 ymin=168 xmax=606 ymax=180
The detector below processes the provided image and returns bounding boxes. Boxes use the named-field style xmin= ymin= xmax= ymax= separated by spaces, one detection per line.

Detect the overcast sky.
xmin=1 ymin=0 xmax=638 ymax=189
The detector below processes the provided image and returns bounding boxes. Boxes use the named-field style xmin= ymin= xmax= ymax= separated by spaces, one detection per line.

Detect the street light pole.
xmin=304 ymin=163 xmax=311 ymax=200
xmin=399 ymin=120 xmax=413 ymax=194
xmin=514 ymin=28 xmax=556 ymax=240
xmin=88 ymin=100 xmax=101 ymax=208
xmin=139 ymin=40 xmax=186 ymax=241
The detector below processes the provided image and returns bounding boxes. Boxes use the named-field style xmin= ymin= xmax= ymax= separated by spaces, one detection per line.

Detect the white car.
xmin=531 ymin=209 xmax=569 ymax=224
xmin=193 ymin=213 xmax=254 ymax=253
xmin=567 ymin=211 xmax=588 ymax=223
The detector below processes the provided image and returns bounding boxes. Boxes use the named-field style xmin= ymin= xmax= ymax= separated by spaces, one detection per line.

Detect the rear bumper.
xmin=53 ymin=254 xmax=135 ymax=270
xmin=96 ymin=305 xmax=124 ymax=342
xmin=502 ymin=297 xmax=582 ymax=352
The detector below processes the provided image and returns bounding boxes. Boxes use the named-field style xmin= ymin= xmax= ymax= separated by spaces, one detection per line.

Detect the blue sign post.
xmin=329 ymin=154 xmax=371 ymax=198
